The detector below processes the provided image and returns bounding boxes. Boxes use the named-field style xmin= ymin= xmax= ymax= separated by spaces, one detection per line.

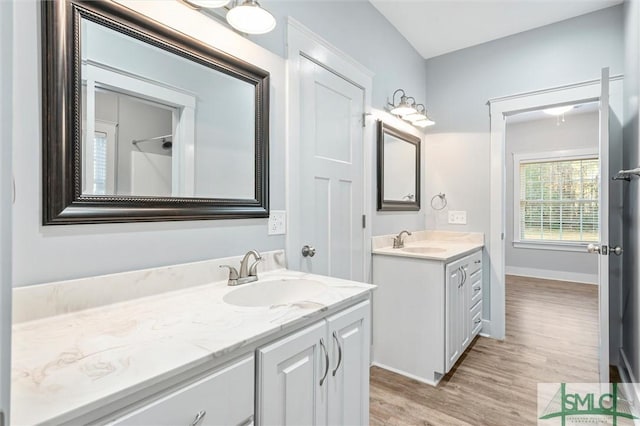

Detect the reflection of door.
xmin=297 ymin=57 xmax=365 ymax=281
xmin=84 ymin=120 xmax=117 ymax=195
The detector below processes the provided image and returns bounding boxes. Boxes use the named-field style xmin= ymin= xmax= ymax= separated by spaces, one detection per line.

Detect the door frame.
xmin=487 ymin=74 xmax=623 ymax=341
xmin=286 ymin=18 xmax=374 ymax=282
xmin=0 ymin=0 xmax=12 ymax=422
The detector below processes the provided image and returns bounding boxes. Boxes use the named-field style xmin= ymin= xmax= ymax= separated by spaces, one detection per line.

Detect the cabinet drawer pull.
xmin=190 ymin=410 xmax=206 ymax=426
xmin=474 ymin=287 xmax=481 ymax=293
xmin=474 ymin=319 xmax=481 ymax=325
xmin=319 ymin=338 xmax=329 ymax=386
xmin=332 ymin=331 xmax=343 ymax=377
xmin=474 ymin=260 xmax=481 ymax=264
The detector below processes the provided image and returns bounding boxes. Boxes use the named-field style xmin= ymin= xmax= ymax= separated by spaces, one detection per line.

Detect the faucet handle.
xmin=219 ymin=265 xmax=239 ymax=279
xmin=248 ymin=257 xmax=263 ymax=277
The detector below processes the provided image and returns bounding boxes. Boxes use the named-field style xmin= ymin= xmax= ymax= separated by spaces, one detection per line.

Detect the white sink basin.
xmin=223 ymin=278 xmax=328 ymax=307
xmin=401 ymin=247 xmax=447 ymax=254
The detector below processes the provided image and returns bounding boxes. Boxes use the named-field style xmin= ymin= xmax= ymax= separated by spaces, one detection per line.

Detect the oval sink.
xmin=223 ymin=278 xmax=328 ymax=307
xmin=401 ymin=247 xmax=447 ymax=254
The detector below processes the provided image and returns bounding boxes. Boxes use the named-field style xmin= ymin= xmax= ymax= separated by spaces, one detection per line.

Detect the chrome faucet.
xmin=393 ymin=230 xmax=412 ymax=249
xmin=220 ymin=249 xmax=263 ymax=286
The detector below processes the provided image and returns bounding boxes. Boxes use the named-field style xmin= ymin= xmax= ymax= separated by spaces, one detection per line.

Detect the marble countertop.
xmin=11 ymin=268 xmax=374 ymax=425
xmin=371 ymin=230 xmax=484 ymax=262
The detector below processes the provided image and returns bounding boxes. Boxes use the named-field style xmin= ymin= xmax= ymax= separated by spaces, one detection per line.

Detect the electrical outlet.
xmin=268 ymin=210 xmax=286 ymax=235
xmin=448 ymin=211 xmax=467 ymax=225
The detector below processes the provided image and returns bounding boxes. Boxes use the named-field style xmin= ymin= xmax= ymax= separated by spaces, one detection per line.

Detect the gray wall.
xmin=424 ymin=5 xmax=624 ymax=318
xmin=622 ymin=0 xmax=640 ymax=381
xmin=252 ymin=0 xmax=429 ymax=236
xmin=505 ymin=112 xmax=599 ymax=283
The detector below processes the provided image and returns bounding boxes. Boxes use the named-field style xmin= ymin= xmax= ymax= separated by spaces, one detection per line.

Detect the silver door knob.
xmin=587 ymin=243 xmax=601 ymax=254
xmin=301 ymin=245 xmax=316 ymax=257
xmin=610 ymin=246 xmax=623 ymax=256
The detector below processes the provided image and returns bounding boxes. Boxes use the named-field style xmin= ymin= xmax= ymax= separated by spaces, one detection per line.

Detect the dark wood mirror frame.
xmin=42 ymin=0 xmax=270 ymax=225
xmin=376 ymin=121 xmax=421 ymax=211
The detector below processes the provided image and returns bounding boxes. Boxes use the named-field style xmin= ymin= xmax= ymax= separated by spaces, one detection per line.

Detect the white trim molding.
xmin=505 ymin=266 xmax=597 ymax=285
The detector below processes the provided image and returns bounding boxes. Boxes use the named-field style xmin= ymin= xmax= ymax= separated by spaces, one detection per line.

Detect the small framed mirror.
xmin=42 ymin=0 xmax=269 ymax=224
xmin=376 ymin=121 xmax=421 ymax=211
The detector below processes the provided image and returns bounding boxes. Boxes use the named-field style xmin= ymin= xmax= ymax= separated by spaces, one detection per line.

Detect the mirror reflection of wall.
xmin=383 ymin=134 xmax=417 ymax=201
xmin=80 ymin=17 xmax=256 ymax=199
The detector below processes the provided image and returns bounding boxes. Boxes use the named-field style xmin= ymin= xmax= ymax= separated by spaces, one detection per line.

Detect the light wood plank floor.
xmin=370 ymin=275 xmax=599 ymax=426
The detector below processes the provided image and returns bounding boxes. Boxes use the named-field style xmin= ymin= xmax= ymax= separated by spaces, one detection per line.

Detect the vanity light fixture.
xmin=226 ymin=0 xmax=276 ymax=35
xmin=389 ymin=89 xmax=418 ymax=116
xmin=403 ymin=104 xmax=428 ymax=122
xmin=388 ymin=90 xmax=436 ymax=128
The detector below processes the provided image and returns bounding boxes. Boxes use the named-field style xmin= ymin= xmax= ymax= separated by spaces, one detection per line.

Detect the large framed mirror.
xmin=377 ymin=121 xmax=421 ymax=211
xmin=42 ymin=0 xmax=269 ymax=224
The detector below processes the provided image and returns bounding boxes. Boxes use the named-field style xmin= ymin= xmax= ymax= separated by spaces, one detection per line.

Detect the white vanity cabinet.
xmin=109 ymin=354 xmax=255 ymax=426
xmin=445 ymin=251 xmax=483 ymax=372
xmin=256 ymin=300 xmax=370 ymax=426
xmin=372 ymin=248 xmax=483 ymax=385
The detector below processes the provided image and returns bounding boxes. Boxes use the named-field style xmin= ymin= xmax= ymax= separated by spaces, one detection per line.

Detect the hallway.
xmin=370 ymin=275 xmax=599 ymax=425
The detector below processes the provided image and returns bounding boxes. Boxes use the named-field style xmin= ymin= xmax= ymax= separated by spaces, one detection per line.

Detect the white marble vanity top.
xmin=11 ymin=251 xmax=374 ymax=425
xmin=371 ymin=230 xmax=484 ymax=262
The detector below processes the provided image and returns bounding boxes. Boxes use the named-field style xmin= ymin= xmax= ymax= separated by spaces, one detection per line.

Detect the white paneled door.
xmin=296 ymin=57 xmax=365 ymax=281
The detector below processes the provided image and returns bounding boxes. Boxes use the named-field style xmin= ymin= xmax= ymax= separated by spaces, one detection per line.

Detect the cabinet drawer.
xmin=110 ymin=354 xmax=254 ymax=426
xmin=470 ymin=271 xmax=482 ymax=306
xmin=466 ymin=251 xmax=483 ymax=275
xmin=470 ymin=302 xmax=482 ymax=337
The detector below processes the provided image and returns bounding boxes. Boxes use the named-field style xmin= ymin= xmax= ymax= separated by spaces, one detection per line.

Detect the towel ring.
xmin=430 ymin=193 xmax=447 ymax=210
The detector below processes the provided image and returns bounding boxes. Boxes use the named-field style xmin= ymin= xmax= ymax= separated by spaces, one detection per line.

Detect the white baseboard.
xmin=479 ymin=319 xmax=492 ymax=338
xmin=506 ymin=266 xmax=598 ymax=285
xmin=370 ymin=362 xmax=440 ymax=387
xmin=618 ymin=348 xmax=640 ymax=425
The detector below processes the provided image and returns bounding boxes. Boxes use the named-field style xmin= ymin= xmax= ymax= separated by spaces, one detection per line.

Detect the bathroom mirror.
xmin=377 ymin=121 xmax=421 ymax=211
xmin=42 ymin=0 xmax=269 ymax=224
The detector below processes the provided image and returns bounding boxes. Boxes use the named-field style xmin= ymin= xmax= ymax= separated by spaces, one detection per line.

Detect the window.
xmin=514 ymin=150 xmax=599 ymax=247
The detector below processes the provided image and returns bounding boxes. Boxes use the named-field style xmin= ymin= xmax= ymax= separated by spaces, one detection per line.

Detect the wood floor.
xmin=369 ymin=275 xmax=599 ymax=426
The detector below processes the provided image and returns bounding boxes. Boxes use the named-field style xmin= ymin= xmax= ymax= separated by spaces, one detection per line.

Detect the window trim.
xmin=512 ymin=148 xmax=599 ymax=251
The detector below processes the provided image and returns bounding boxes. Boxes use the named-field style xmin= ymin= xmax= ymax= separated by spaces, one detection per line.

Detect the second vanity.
xmin=11 ymin=250 xmax=374 ymax=426
xmin=371 ymin=230 xmax=484 ymax=385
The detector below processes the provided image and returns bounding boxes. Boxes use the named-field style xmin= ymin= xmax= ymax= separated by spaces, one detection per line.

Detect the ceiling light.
xmin=226 ymin=0 xmax=276 ymax=35
xmin=543 ymin=105 xmax=574 ymax=116
xmin=185 ymin=0 xmax=231 ymax=8
xmin=389 ymin=89 xmax=417 ymax=116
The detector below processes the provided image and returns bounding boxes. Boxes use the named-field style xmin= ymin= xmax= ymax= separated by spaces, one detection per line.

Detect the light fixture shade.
xmin=403 ymin=112 xmax=427 ymax=122
xmin=390 ymin=96 xmax=417 ymax=116
xmin=187 ymin=0 xmax=231 ymax=8
xmin=543 ymin=105 xmax=574 ymax=116
xmin=414 ymin=118 xmax=436 ymax=128
xmin=227 ymin=0 xmax=276 ymax=35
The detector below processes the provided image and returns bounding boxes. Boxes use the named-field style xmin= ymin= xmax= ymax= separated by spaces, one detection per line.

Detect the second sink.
xmin=223 ymin=278 xmax=327 ymax=307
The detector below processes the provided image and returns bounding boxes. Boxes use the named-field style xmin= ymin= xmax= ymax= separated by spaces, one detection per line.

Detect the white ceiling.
xmin=369 ymin=0 xmax=622 ymax=59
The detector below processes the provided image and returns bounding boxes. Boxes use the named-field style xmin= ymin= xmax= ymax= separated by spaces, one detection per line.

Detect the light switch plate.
xmin=268 ymin=210 xmax=286 ymax=235
xmin=448 ymin=210 xmax=467 ymax=225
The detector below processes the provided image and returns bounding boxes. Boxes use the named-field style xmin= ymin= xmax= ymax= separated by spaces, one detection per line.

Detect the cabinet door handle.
xmin=190 ymin=410 xmax=206 ymax=426
xmin=332 ymin=331 xmax=343 ymax=377
xmin=319 ymin=338 xmax=329 ymax=386
xmin=457 ymin=267 xmax=462 ymax=288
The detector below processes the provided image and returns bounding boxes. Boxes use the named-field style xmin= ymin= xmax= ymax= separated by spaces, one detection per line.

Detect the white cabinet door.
xmin=326 ymin=301 xmax=370 ymax=426
xmin=257 ymin=321 xmax=328 ymax=426
xmin=110 ymin=355 xmax=254 ymax=426
xmin=445 ymin=264 xmax=461 ymax=372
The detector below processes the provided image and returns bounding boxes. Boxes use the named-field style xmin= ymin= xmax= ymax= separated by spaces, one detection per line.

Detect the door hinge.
xmin=501 ymin=232 xmax=505 ymax=240
xmin=362 ymin=113 xmax=369 ymax=128
xmin=362 ymin=215 xmax=366 ymax=229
